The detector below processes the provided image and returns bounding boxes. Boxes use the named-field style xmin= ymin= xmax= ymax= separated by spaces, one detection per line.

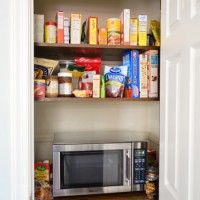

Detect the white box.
xmin=64 ymin=18 xmax=69 ymax=44
xmin=70 ymin=14 xmax=81 ymax=44
xmin=93 ymin=75 xmax=100 ymax=98
xmin=34 ymin=14 xmax=44 ymax=43
xmin=120 ymin=9 xmax=130 ymax=45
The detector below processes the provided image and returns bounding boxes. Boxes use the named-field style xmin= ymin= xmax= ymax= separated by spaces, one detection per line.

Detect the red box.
xmin=56 ymin=11 xmax=64 ymax=43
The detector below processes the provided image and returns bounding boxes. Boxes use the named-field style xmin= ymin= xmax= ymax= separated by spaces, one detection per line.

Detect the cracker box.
xmin=34 ymin=14 xmax=44 ymax=43
xmin=56 ymin=11 xmax=64 ymax=43
xmin=138 ymin=15 xmax=147 ymax=46
xmin=64 ymin=17 xmax=69 ymax=44
xmin=145 ymin=50 xmax=159 ymax=98
xmin=120 ymin=9 xmax=130 ymax=45
xmin=130 ymin=18 xmax=138 ymax=46
xmin=139 ymin=53 xmax=148 ymax=98
xmin=93 ymin=74 xmax=100 ymax=98
xmin=123 ymin=50 xmax=140 ymax=98
xmin=88 ymin=16 xmax=98 ymax=44
xmin=71 ymin=14 xmax=82 ymax=44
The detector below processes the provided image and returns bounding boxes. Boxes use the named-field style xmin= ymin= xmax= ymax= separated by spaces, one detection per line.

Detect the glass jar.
xmin=58 ymin=72 xmax=72 ymax=97
xmin=45 ymin=75 xmax=58 ymax=98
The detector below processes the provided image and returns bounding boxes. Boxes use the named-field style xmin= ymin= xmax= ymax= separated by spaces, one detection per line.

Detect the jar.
xmin=45 ymin=21 xmax=57 ymax=43
xmin=59 ymin=60 xmax=75 ymax=72
xmin=45 ymin=75 xmax=58 ymax=98
xmin=34 ymin=79 xmax=46 ymax=100
xmin=58 ymin=72 xmax=72 ymax=97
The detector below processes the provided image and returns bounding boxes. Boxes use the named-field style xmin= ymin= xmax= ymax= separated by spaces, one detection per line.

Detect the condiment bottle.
xmin=58 ymin=72 xmax=72 ymax=97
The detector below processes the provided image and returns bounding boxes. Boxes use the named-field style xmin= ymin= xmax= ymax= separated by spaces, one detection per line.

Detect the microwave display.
xmin=60 ymin=150 xmax=124 ymax=189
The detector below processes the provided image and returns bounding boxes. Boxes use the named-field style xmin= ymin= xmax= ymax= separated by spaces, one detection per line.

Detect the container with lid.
xmin=59 ymin=60 xmax=75 ymax=72
xmin=34 ymin=79 xmax=46 ymax=100
xmin=58 ymin=72 xmax=72 ymax=97
xmin=45 ymin=21 xmax=57 ymax=43
xmin=45 ymin=75 xmax=58 ymax=98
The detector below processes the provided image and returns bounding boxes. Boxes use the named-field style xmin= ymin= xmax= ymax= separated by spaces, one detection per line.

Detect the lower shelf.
xmin=54 ymin=192 xmax=147 ymax=200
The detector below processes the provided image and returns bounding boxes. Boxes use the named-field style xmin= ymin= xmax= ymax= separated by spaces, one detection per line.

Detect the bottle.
xmin=100 ymin=76 xmax=105 ymax=98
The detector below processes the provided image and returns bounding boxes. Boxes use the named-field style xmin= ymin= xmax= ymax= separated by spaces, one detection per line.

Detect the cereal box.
xmin=120 ymin=9 xmax=130 ymax=45
xmin=130 ymin=18 xmax=138 ymax=46
xmin=139 ymin=53 xmax=148 ymax=98
xmin=145 ymin=50 xmax=158 ymax=98
xmin=138 ymin=15 xmax=147 ymax=46
xmin=71 ymin=14 xmax=82 ymax=44
xmin=56 ymin=11 xmax=64 ymax=43
xmin=88 ymin=16 xmax=98 ymax=44
xmin=123 ymin=50 xmax=140 ymax=98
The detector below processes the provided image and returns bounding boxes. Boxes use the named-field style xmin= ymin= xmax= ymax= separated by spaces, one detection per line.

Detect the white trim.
xmin=11 ymin=0 xmax=34 ymax=199
xmin=148 ymin=133 xmax=160 ymax=145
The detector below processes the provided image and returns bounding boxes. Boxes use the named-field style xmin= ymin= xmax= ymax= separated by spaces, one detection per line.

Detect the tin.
xmin=34 ymin=79 xmax=46 ymax=100
xmin=45 ymin=21 xmax=57 ymax=43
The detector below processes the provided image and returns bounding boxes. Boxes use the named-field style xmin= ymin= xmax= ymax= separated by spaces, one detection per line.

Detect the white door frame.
xmin=10 ymin=0 xmax=34 ymax=199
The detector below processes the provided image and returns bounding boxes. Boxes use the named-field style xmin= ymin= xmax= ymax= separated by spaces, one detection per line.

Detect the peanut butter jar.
xmin=45 ymin=75 xmax=58 ymax=98
xmin=58 ymin=72 xmax=72 ymax=97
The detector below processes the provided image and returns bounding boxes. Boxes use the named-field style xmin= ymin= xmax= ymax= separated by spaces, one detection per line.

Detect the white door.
xmin=160 ymin=0 xmax=200 ymax=199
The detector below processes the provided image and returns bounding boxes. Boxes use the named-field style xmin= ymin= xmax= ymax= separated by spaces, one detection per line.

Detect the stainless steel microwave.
xmin=53 ymin=141 xmax=147 ymax=197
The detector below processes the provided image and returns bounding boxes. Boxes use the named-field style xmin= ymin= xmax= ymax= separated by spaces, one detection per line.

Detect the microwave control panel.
xmin=133 ymin=149 xmax=146 ymax=184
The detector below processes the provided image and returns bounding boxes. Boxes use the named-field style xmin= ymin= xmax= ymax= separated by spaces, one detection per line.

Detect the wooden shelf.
xmin=35 ymin=97 xmax=159 ymax=102
xmin=34 ymin=43 xmax=160 ymax=61
xmin=54 ymin=192 xmax=147 ymax=200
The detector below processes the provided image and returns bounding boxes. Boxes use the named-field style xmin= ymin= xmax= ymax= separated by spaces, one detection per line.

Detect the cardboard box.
xmin=120 ymin=9 xmax=130 ymax=45
xmin=130 ymin=18 xmax=138 ymax=46
xmin=93 ymin=75 xmax=100 ymax=98
xmin=139 ymin=53 xmax=148 ymax=98
xmin=88 ymin=16 xmax=98 ymax=44
xmin=71 ymin=14 xmax=82 ymax=44
xmin=145 ymin=50 xmax=159 ymax=98
xmin=123 ymin=50 xmax=140 ymax=98
xmin=56 ymin=11 xmax=64 ymax=43
xmin=35 ymin=162 xmax=50 ymax=183
xmin=34 ymin=14 xmax=44 ymax=43
xmin=99 ymin=28 xmax=107 ymax=45
xmin=138 ymin=15 xmax=147 ymax=46
xmin=64 ymin=17 xmax=69 ymax=44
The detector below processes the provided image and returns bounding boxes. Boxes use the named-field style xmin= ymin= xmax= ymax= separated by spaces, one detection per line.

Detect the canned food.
xmin=34 ymin=79 xmax=46 ymax=100
xmin=107 ymin=18 xmax=121 ymax=45
xmin=45 ymin=21 xmax=57 ymax=43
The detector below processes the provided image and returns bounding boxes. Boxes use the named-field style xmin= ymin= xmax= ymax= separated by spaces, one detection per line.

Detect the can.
xmin=34 ymin=79 xmax=46 ymax=100
xmin=45 ymin=21 xmax=57 ymax=43
xmin=45 ymin=75 xmax=58 ymax=98
xmin=107 ymin=18 xmax=121 ymax=45
xmin=58 ymin=72 xmax=72 ymax=97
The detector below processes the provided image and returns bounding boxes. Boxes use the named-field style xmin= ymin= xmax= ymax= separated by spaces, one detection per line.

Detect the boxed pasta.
xmin=145 ymin=50 xmax=159 ymax=98
xmin=139 ymin=53 xmax=148 ymax=98
xmin=120 ymin=9 xmax=130 ymax=45
xmin=71 ymin=14 xmax=82 ymax=44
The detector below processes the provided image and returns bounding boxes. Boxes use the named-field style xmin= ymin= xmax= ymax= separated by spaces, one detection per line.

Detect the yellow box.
xmin=130 ymin=18 xmax=138 ymax=46
xmin=138 ymin=15 xmax=147 ymax=46
xmin=70 ymin=14 xmax=81 ymax=44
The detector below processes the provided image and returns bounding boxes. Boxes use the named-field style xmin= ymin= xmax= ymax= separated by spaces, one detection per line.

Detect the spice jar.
xmin=45 ymin=75 xmax=58 ymax=98
xmin=45 ymin=21 xmax=57 ymax=43
xmin=58 ymin=72 xmax=72 ymax=97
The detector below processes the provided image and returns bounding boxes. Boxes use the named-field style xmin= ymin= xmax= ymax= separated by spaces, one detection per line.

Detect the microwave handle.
xmin=125 ymin=150 xmax=131 ymax=184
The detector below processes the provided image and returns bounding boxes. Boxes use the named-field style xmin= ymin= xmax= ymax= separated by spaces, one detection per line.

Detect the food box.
xmin=88 ymin=16 xmax=98 ymax=44
xmin=98 ymin=28 xmax=107 ymax=45
xmin=145 ymin=50 xmax=159 ymax=98
xmin=120 ymin=9 xmax=130 ymax=45
xmin=64 ymin=18 xmax=69 ymax=44
xmin=122 ymin=50 xmax=140 ymax=98
xmin=56 ymin=11 xmax=64 ymax=43
xmin=139 ymin=53 xmax=148 ymax=98
xmin=34 ymin=14 xmax=44 ymax=43
xmin=93 ymin=74 xmax=100 ymax=98
xmin=138 ymin=15 xmax=147 ymax=46
xmin=130 ymin=18 xmax=138 ymax=46
xmin=35 ymin=162 xmax=50 ymax=183
xmin=70 ymin=14 xmax=82 ymax=44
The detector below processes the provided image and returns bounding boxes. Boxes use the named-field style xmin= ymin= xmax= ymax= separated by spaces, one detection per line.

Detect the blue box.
xmin=123 ymin=50 xmax=140 ymax=98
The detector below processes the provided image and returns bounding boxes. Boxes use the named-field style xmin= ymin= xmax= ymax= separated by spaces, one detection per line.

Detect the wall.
xmin=34 ymin=0 xmax=160 ymax=161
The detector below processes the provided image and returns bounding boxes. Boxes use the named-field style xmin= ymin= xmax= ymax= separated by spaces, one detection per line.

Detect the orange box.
xmin=98 ymin=28 xmax=107 ymax=45
xmin=56 ymin=11 xmax=64 ymax=43
xmin=88 ymin=16 xmax=98 ymax=44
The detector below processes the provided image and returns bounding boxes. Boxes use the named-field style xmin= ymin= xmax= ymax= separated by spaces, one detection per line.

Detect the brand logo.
xmin=37 ymin=166 xmax=46 ymax=171
xmin=110 ymin=67 xmax=121 ymax=73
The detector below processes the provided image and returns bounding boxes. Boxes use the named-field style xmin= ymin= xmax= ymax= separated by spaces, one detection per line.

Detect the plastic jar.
xmin=45 ymin=75 xmax=58 ymax=98
xmin=45 ymin=21 xmax=57 ymax=43
xmin=58 ymin=72 xmax=72 ymax=97
xmin=34 ymin=79 xmax=46 ymax=100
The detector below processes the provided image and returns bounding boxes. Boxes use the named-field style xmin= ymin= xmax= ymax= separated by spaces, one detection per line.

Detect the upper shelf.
xmin=34 ymin=43 xmax=160 ymax=61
